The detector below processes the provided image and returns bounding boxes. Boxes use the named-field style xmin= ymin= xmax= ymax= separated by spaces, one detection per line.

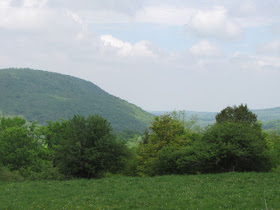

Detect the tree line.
xmin=1 ymin=104 xmax=280 ymax=181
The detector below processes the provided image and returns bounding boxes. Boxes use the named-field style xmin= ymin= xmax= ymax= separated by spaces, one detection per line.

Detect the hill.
xmin=253 ymin=107 xmax=280 ymax=121
xmin=151 ymin=110 xmax=216 ymax=127
xmin=151 ymin=107 xmax=280 ymax=131
xmin=0 ymin=68 xmax=153 ymax=131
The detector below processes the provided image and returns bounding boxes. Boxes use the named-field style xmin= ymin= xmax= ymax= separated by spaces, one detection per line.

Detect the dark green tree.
xmin=202 ymin=105 xmax=271 ymax=172
xmin=54 ymin=115 xmax=128 ymax=178
xmin=215 ymin=104 xmax=258 ymax=125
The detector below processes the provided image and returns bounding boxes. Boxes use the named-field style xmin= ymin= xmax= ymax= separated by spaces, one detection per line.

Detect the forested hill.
xmin=151 ymin=107 xmax=280 ymax=130
xmin=152 ymin=108 xmax=280 ymax=122
xmin=0 ymin=68 xmax=153 ymax=131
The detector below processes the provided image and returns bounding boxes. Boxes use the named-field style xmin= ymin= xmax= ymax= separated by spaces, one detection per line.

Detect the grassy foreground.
xmin=0 ymin=172 xmax=279 ymax=209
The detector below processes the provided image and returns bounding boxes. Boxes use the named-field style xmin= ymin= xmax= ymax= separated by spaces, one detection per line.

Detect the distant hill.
xmin=0 ymin=68 xmax=154 ymax=131
xmin=253 ymin=107 xmax=280 ymax=121
xmin=151 ymin=107 xmax=280 ymax=131
xmin=151 ymin=111 xmax=216 ymax=127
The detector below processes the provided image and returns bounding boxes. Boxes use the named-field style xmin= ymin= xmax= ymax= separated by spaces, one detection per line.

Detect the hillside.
xmin=151 ymin=111 xmax=216 ymax=127
xmin=0 ymin=68 xmax=153 ymax=131
xmin=151 ymin=107 xmax=280 ymax=131
xmin=253 ymin=107 xmax=280 ymax=121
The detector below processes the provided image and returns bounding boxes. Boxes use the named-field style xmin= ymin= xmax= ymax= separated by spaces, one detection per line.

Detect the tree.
xmin=202 ymin=105 xmax=270 ymax=172
xmin=54 ymin=115 xmax=128 ymax=178
xmin=148 ymin=114 xmax=185 ymax=146
xmin=137 ymin=114 xmax=198 ymax=176
xmin=215 ymin=104 xmax=258 ymax=126
xmin=0 ymin=117 xmax=39 ymax=171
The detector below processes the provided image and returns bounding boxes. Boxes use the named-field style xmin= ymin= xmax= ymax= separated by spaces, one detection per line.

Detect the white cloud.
xmin=0 ymin=3 xmax=89 ymax=42
xmin=79 ymin=5 xmax=195 ymax=25
xmin=231 ymin=52 xmax=280 ymax=71
xmin=0 ymin=7 xmax=50 ymax=30
xmin=65 ymin=9 xmax=88 ymax=33
xmin=100 ymin=35 xmax=158 ymax=57
xmin=189 ymin=40 xmax=222 ymax=57
xmin=187 ymin=6 xmax=242 ymax=39
xmin=0 ymin=1 xmax=54 ymax=30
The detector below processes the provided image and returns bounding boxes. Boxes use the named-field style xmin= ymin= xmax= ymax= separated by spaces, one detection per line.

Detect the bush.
xmin=0 ymin=166 xmax=24 ymax=182
xmin=19 ymin=162 xmax=64 ymax=180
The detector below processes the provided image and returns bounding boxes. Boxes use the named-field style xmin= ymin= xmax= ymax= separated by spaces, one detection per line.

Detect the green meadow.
xmin=1 ymin=172 xmax=279 ymax=209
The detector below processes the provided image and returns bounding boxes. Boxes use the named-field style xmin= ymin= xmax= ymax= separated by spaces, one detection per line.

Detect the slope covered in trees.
xmin=0 ymin=68 xmax=153 ymax=131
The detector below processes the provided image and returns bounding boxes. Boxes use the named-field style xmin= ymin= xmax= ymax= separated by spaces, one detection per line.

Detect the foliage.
xmin=115 ymin=130 xmax=143 ymax=176
xmin=215 ymin=104 xmax=258 ymax=125
xmin=137 ymin=105 xmax=274 ymax=176
xmin=0 ymin=116 xmax=58 ymax=180
xmin=1 ymin=104 xmax=279 ymax=180
xmin=265 ymin=131 xmax=280 ymax=169
xmin=0 ymin=68 xmax=153 ymax=131
xmin=0 ymin=115 xmax=133 ymax=180
xmin=115 ymin=130 xmax=143 ymax=148
xmin=200 ymin=104 xmax=271 ymax=172
xmin=0 ymin=117 xmax=37 ymax=171
xmin=137 ymin=114 xmax=200 ymax=176
xmin=0 ymin=165 xmax=24 ymax=182
xmin=202 ymin=122 xmax=270 ymax=172
xmin=52 ymin=115 xmax=128 ymax=178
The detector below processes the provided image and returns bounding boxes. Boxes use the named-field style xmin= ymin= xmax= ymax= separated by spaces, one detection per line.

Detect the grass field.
xmin=1 ymin=172 xmax=279 ymax=209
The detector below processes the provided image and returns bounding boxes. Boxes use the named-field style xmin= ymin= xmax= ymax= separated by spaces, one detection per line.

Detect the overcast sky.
xmin=0 ymin=0 xmax=280 ymax=112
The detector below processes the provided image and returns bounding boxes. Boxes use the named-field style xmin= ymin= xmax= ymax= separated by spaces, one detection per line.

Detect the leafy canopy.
xmin=203 ymin=104 xmax=270 ymax=172
xmin=137 ymin=114 xmax=200 ymax=176
xmin=215 ymin=104 xmax=258 ymax=125
xmin=52 ymin=115 xmax=128 ymax=178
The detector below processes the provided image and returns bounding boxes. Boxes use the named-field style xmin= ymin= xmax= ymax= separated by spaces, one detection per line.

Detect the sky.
xmin=0 ymin=0 xmax=280 ymax=112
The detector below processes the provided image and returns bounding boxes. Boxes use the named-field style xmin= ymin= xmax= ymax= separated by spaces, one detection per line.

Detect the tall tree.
xmin=215 ymin=104 xmax=258 ymax=126
xmin=54 ymin=115 xmax=127 ymax=178
xmin=137 ymin=114 xmax=196 ymax=176
xmin=203 ymin=104 xmax=270 ymax=172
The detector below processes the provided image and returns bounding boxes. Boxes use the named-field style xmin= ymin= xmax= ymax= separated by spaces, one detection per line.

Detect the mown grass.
xmin=0 ymin=172 xmax=279 ymax=209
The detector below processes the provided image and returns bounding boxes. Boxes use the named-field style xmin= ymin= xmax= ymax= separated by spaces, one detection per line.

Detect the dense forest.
xmin=1 ymin=104 xmax=280 ymax=181
xmin=0 ymin=68 xmax=153 ymax=131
